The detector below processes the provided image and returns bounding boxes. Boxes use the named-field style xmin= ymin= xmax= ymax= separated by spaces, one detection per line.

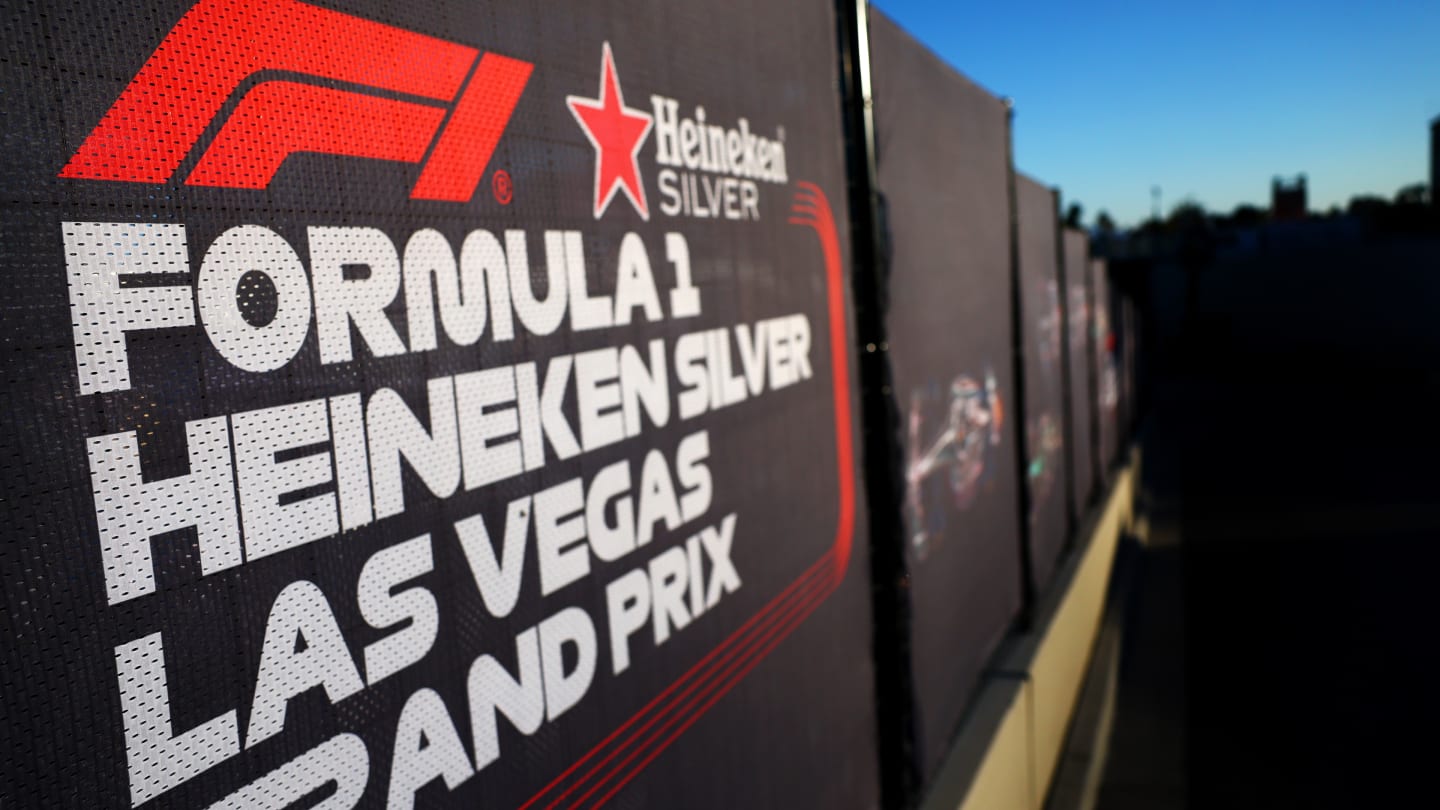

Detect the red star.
xmin=567 ymin=43 xmax=654 ymax=220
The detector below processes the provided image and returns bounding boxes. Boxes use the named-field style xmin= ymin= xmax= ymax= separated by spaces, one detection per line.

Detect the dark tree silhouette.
xmin=1166 ymin=200 xmax=1208 ymax=232
xmin=1095 ymin=210 xmax=1116 ymax=234
xmin=1395 ymin=183 xmax=1428 ymax=206
xmin=1228 ymin=204 xmax=1265 ymax=228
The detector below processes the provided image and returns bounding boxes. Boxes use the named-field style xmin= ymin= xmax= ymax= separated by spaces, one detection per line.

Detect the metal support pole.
xmin=834 ymin=1 xmax=919 ymax=806
xmin=1004 ymin=100 xmax=1038 ymax=625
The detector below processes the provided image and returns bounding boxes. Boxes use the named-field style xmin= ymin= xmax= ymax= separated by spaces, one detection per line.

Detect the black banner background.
xmin=867 ymin=8 xmax=1022 ymax=783
xmin=1093 ymin=258 xmax=1119 ymax=477
xmin=1063 ymin=228 xmax=1095 ymax=513
xmin=0 ymin=1 xmax=880 ymax=807
xmin=1121 ymin=294 xmax=1138 ymax=443
xmin=1017 ymin=174 xmax=1069 ymax=593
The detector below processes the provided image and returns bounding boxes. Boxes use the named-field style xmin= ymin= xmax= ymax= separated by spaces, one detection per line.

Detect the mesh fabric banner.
xmin=0 ymin=1 xmax=880 ymax=807
xmin=1016 ymin=175 xmax=1068 ymax=592
xmin=1121 ymin=295 xmax=1138 ymax=438
xmin=1063 ymin=228 xmax=1095 ymax=512
xmin=868 ymin=9 xmax=1022 ymax=784
xmin=1093 ymin=259 xmax=1120 ymax=474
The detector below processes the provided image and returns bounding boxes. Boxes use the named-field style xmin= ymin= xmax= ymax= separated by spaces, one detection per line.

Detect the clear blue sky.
xmin=875 ymin=0 xmax=1440 ymax=226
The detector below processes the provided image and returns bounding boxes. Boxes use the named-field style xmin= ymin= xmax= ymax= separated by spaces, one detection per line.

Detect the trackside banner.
xmin=1121 ymin=295 xmax=1139 ymax=444
xmin=1063 ymin=229 xmax=1095 ymax=510
xmin=1092 ymin=259 xmax=1119 ymax=479
xmin=0 ymin=1 xmax=879 ymax=808
xmin=1016 ymin=174 xmax=1068 ymax=593
xmin=867 ymin=9 xmax=1022 ymax=785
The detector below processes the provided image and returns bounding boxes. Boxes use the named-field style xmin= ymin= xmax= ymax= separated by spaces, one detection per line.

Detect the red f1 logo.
xmin=58 ymin=0 xmax=531 ymax=202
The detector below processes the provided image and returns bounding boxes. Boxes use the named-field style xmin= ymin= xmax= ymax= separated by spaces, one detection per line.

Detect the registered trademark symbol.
xmin=492 ymin=170 xmax=513 ymax=205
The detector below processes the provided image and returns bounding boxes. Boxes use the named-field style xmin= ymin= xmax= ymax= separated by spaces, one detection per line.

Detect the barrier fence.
xmin=0 ymin=1 xmax=1138 ymax=808
xmin=868 ymin=10 xmax=1022 ymax=790
xmin=1063 ymin=229 xmax=1099 ymax=519
xmin=1016 ymin=173 xmax=1071 ymax=597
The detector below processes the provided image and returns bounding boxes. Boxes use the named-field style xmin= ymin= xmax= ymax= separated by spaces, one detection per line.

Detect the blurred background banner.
xmin=1017 ymin=173 xmax=1070 ymax=593
xmin=1093 ymin=258 xmax=1120 ymax=480
xmin=1120 ymin=295 xmax=1139 ymax=439
xmin=867 ymin=7 xmax=1023 ymax=784
xmin=1064 ymin=228 xmax=1096 ymax=514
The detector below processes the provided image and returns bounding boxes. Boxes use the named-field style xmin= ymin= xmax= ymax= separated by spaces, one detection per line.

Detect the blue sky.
xmin=875 ymin=0 xmax=1440 ymax=226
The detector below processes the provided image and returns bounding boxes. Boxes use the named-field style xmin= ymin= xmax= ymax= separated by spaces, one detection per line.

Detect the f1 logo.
xmin=58 ymin=0 xmax=532 ymax=202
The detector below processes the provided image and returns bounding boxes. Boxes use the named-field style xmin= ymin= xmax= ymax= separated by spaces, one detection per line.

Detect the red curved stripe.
xmin=520 ymin=182 xmax=857 ymax=809
xmin=523 ymin=552 xmax=835 ymax=810
xmin=546 ymin=553 xmax=837 ymax=809
xmin=590 ymin=578 xmax=836 ymax=807
xmin=574 ymin=560 xmax=839 ymax=807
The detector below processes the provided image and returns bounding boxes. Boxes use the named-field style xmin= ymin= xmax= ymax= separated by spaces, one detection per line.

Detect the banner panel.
xmin=1093 ymin=259 xmax=1120 ymax=473
xmin=1016 ymin=175 xmax=1068 ymax=592
xmin=1121 ymin=294 xmax=1139 ymax=436
xmin=1064 ymin=229 xmax=1095 ymax=511
xmin=868 ymin=9 xmax=1023 ymax=783
xmin=0 ymin=1 xmax=880 ymax=807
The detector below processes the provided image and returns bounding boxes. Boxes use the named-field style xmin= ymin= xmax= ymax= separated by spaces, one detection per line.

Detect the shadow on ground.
xmin=1098 ymin=234 xmax=1440 ymax=809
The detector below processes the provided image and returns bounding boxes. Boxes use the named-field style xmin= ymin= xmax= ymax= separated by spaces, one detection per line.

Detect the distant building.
xmin=1431 ymin=116 xmax=1438 ymax=209
xmin=1271 ymin=174 xmax=1307 ymax=220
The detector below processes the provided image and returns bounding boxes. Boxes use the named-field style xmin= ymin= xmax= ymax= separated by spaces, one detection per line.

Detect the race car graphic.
xmin=1037 ymin=279 xmax=1063 ymax=372
xmin=1096 ymin=306 xmax=1120 ymax=417
xmin=905 ymin=368 xmax=1005 ymax=558
xmin=1026 ymin=411 xmax=1063 ymax=518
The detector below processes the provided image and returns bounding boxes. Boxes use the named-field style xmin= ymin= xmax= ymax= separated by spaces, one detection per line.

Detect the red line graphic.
xmin=541 ymin=556 xmax=835 ymax=810
xmin=519 ymin=182 xmax=856 ymax=808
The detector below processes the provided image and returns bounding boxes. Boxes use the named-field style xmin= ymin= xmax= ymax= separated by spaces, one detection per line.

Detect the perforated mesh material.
xmin=867 ymin=7 xmax=1024 ymax=785
xmin=1016 ymin=173 xmax=1069 ymax=593
xmin=1 ymin=1 xmax=879 ymax=808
